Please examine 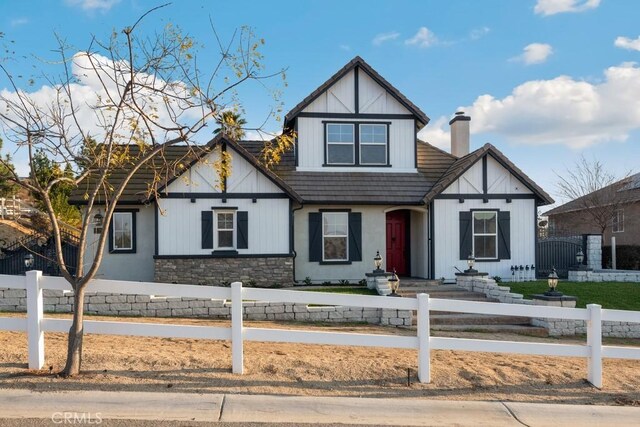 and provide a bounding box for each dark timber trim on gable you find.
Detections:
[284,56,429,129]
[354,66,359,114]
